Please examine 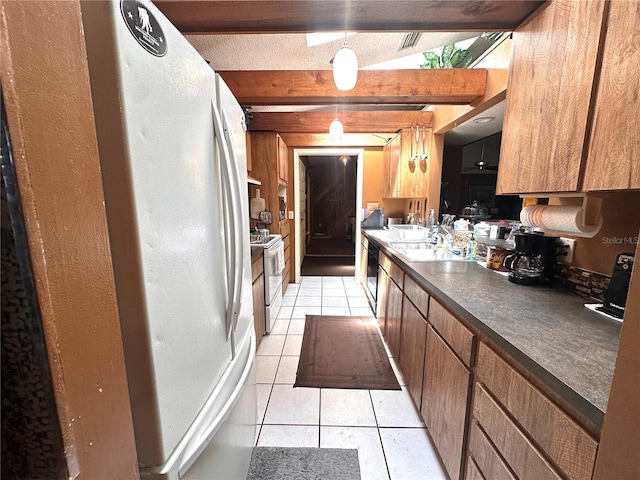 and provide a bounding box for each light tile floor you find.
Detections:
[255,275,447,480]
